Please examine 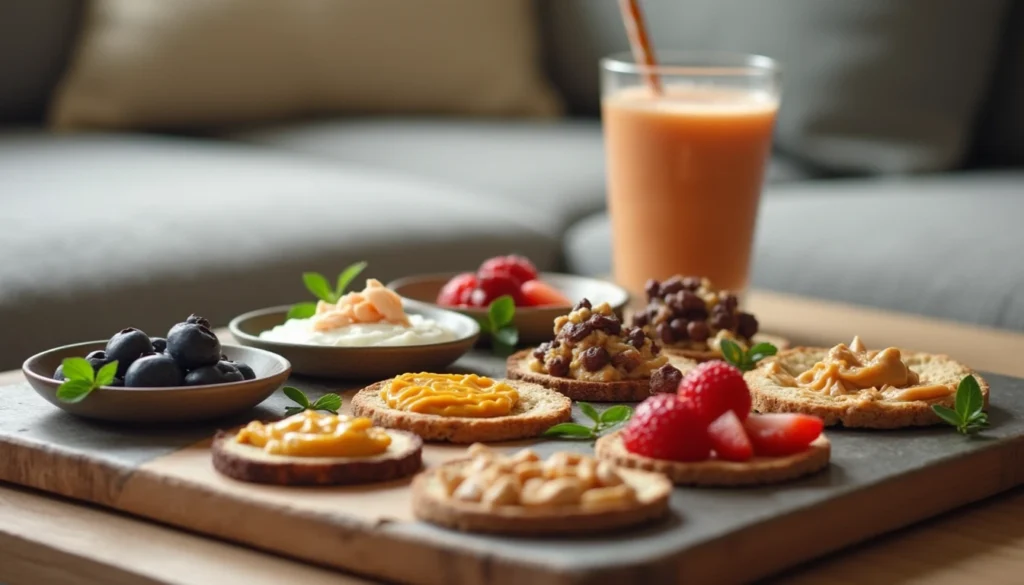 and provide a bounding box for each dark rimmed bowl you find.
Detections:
[22,342,291,423]
[229,302,479,379]
[387,272,631,345]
